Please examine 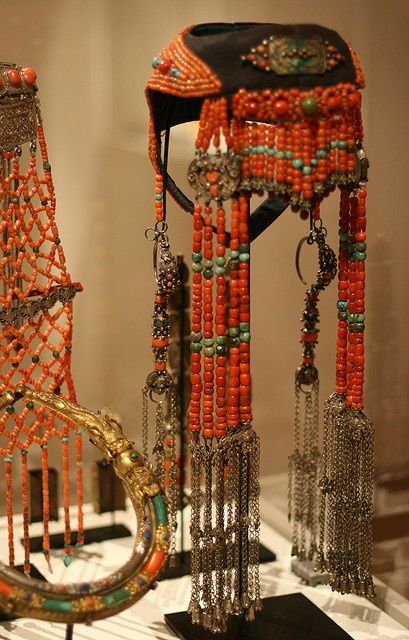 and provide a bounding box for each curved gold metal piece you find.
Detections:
[0,386,169,624]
